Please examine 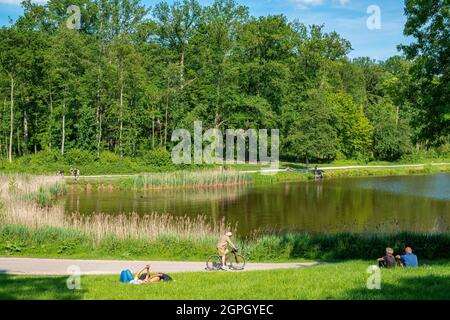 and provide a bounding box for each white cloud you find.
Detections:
[291,0,324,9]
[0,0,48,5]
[334,0,350,6]
[292,0,350,9]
